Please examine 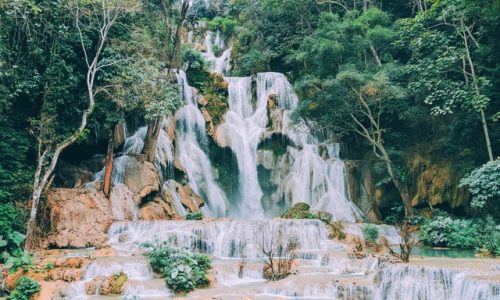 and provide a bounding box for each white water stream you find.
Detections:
[63,24,500,300]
